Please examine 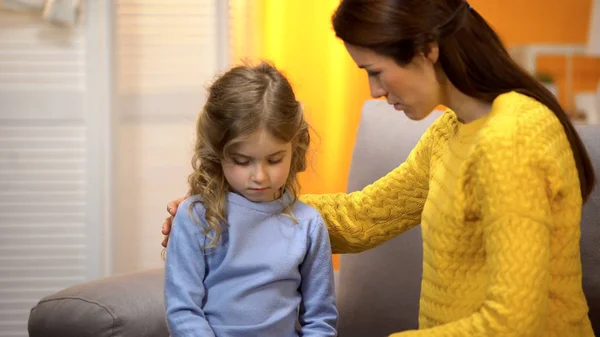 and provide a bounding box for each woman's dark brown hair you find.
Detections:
[332,0,596,202]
